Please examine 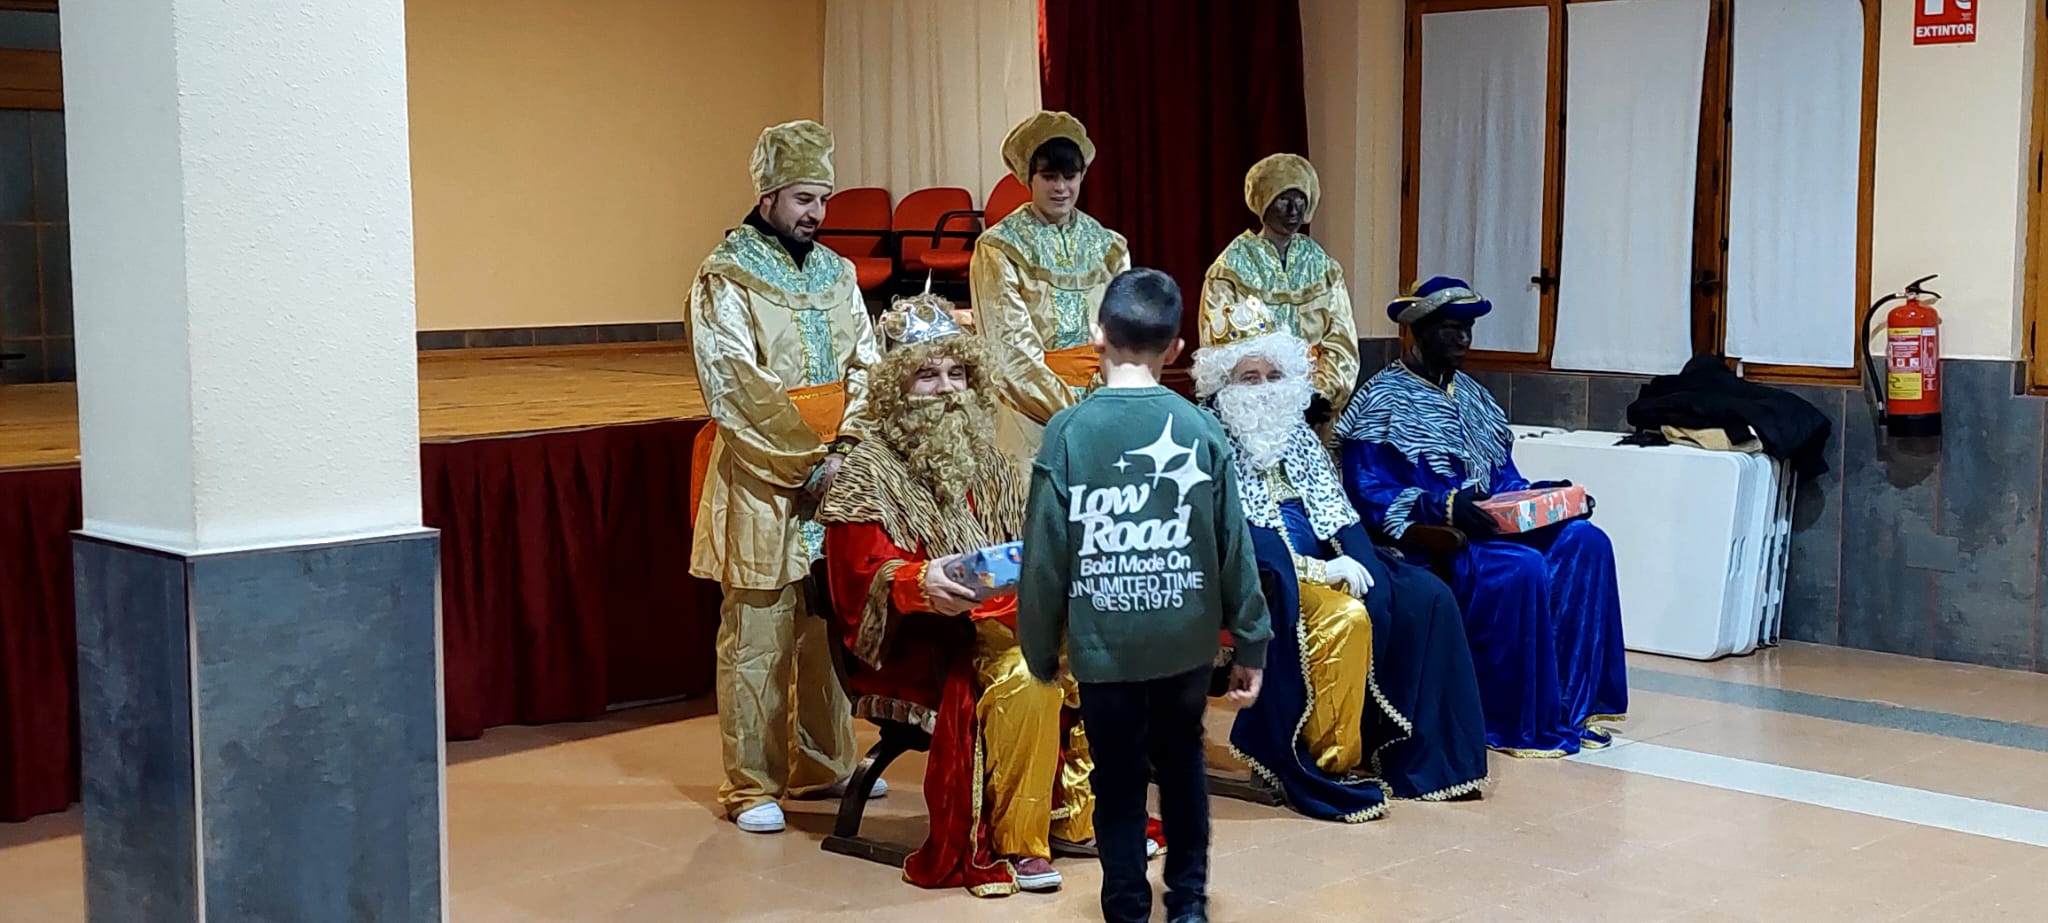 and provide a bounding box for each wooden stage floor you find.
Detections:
[0,346,709,472]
